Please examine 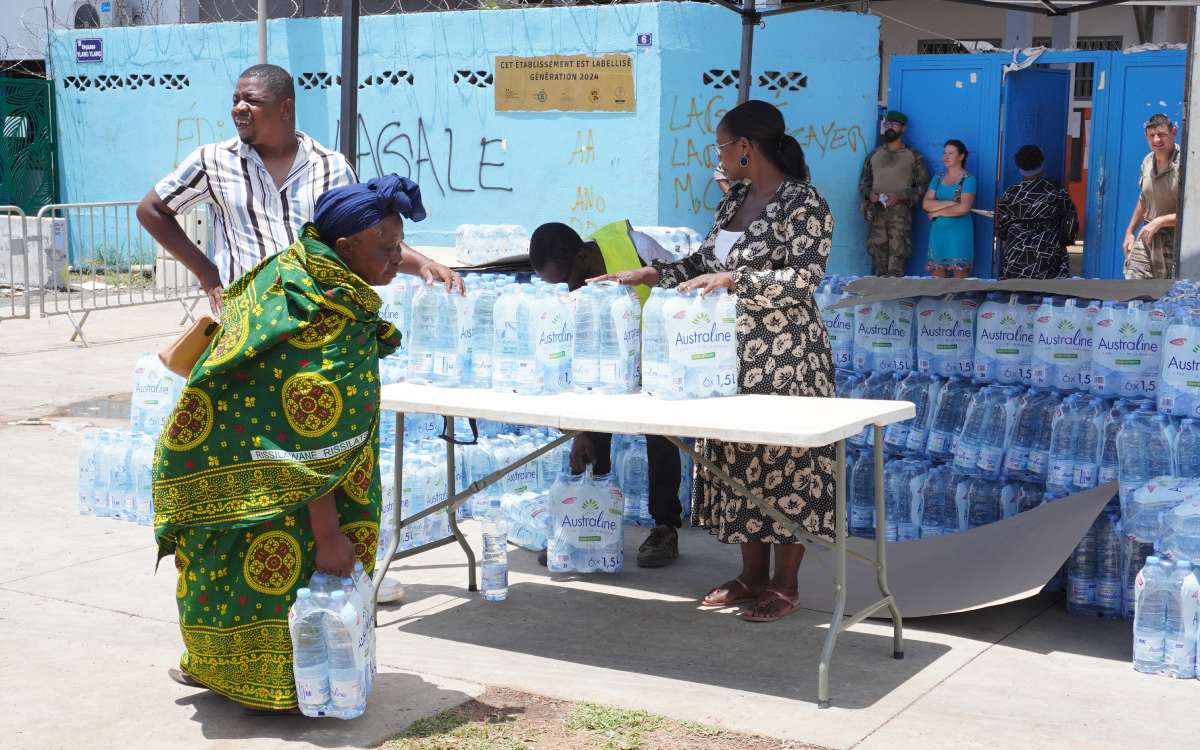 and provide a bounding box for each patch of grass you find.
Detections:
[381,688,829,750]
[564,701,663,750]
[390,707,529,750]
[679,720,728,737]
